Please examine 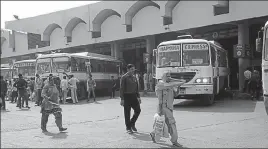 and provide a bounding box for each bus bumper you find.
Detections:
[175,85,213,99]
